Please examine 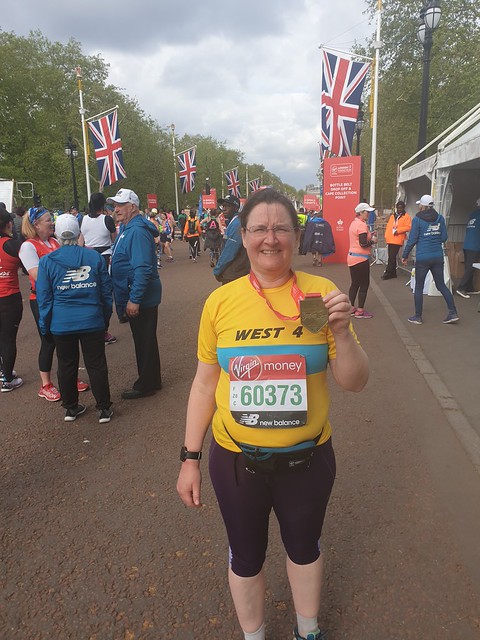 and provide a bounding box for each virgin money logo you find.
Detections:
[230,356,262,381]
